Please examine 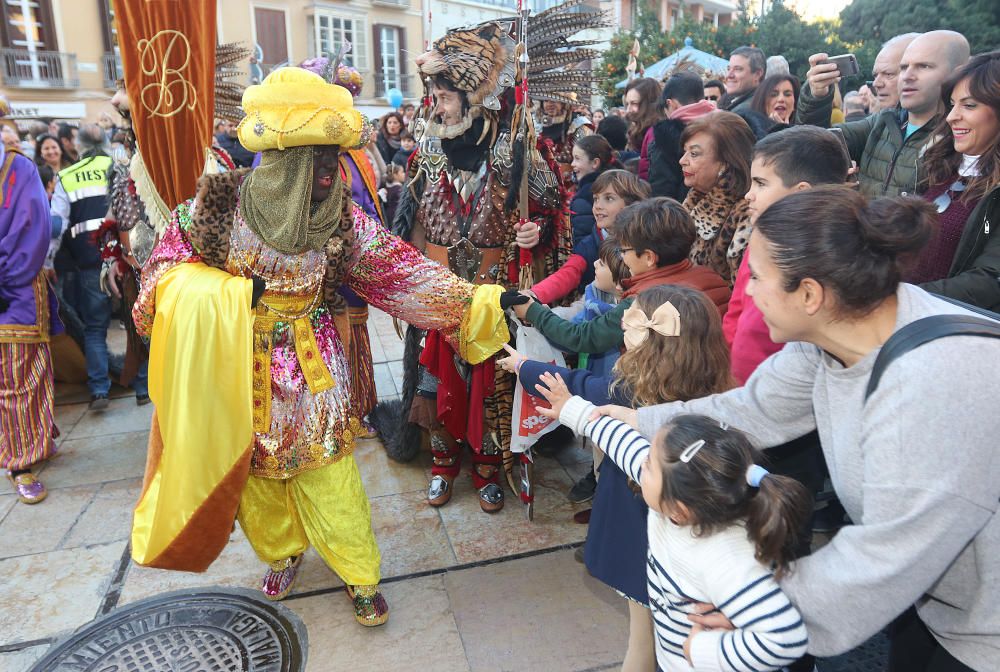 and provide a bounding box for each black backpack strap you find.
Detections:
[866,315,1000,401]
